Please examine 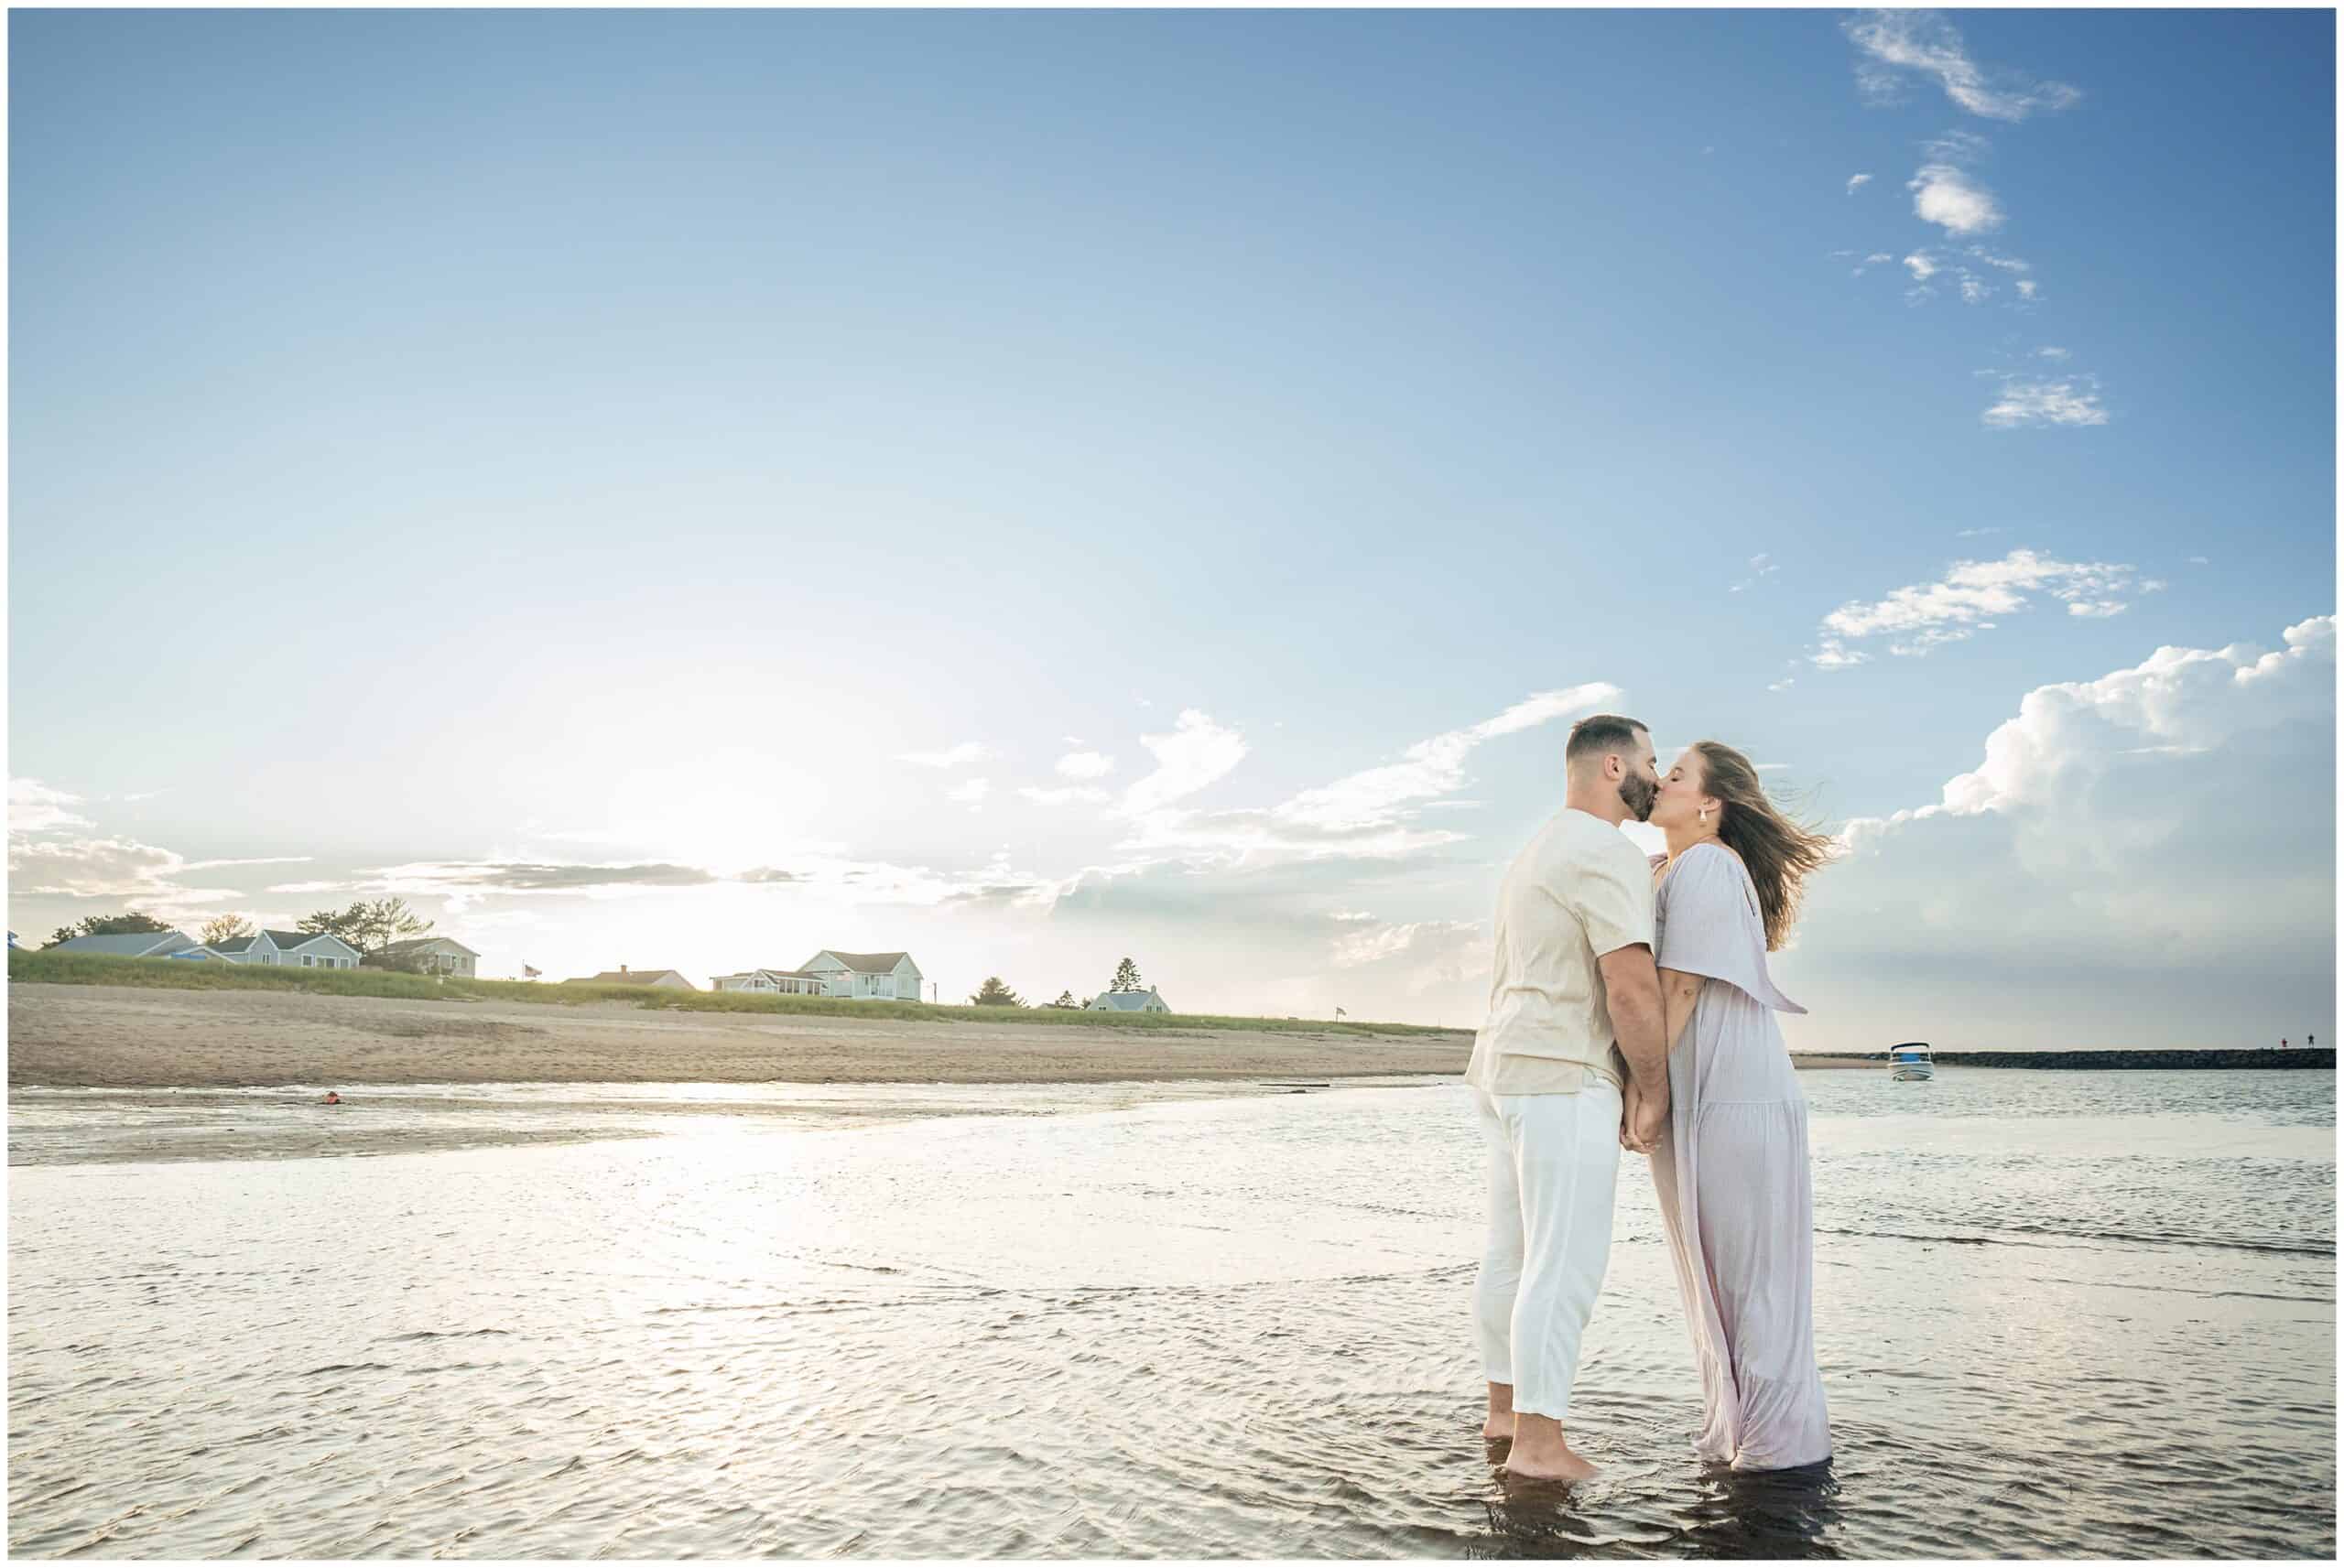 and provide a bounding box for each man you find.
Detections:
[1470,713,1670,1482]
